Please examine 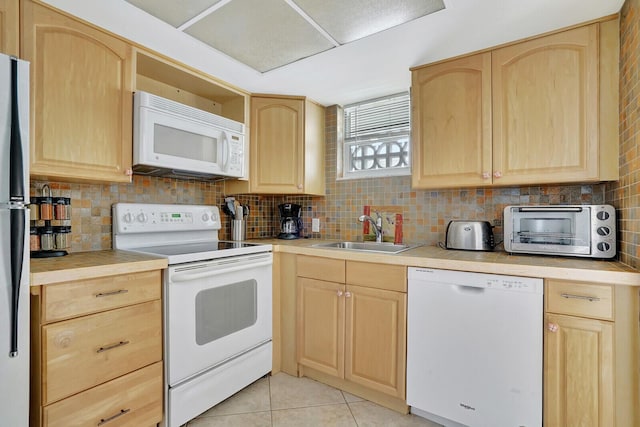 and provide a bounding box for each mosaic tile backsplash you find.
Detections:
[32,105,605,254]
